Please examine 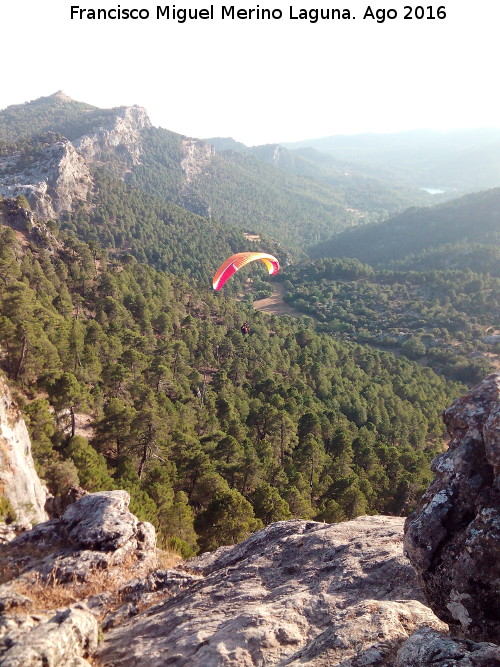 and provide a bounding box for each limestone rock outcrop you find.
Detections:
[61,490,154,552]
[404,373,500,642]
[180,138,215,184]
[74,106,151,170]
[2,490,156,584]
[97,516,446,666]
[0,104,150,220]
[0,377,48,524]
[0,139,92,219]
[0,491,157,665]
[0,606,98,667]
